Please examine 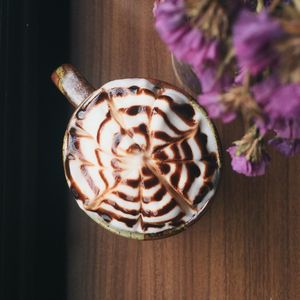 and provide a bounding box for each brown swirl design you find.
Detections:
[63,79,221,238]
